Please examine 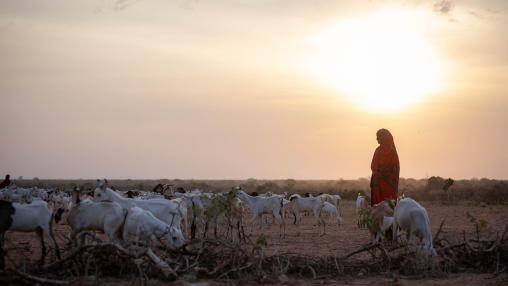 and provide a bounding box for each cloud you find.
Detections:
[113,0,139,11]
[433,0,454,14]
[94,0,198,13]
